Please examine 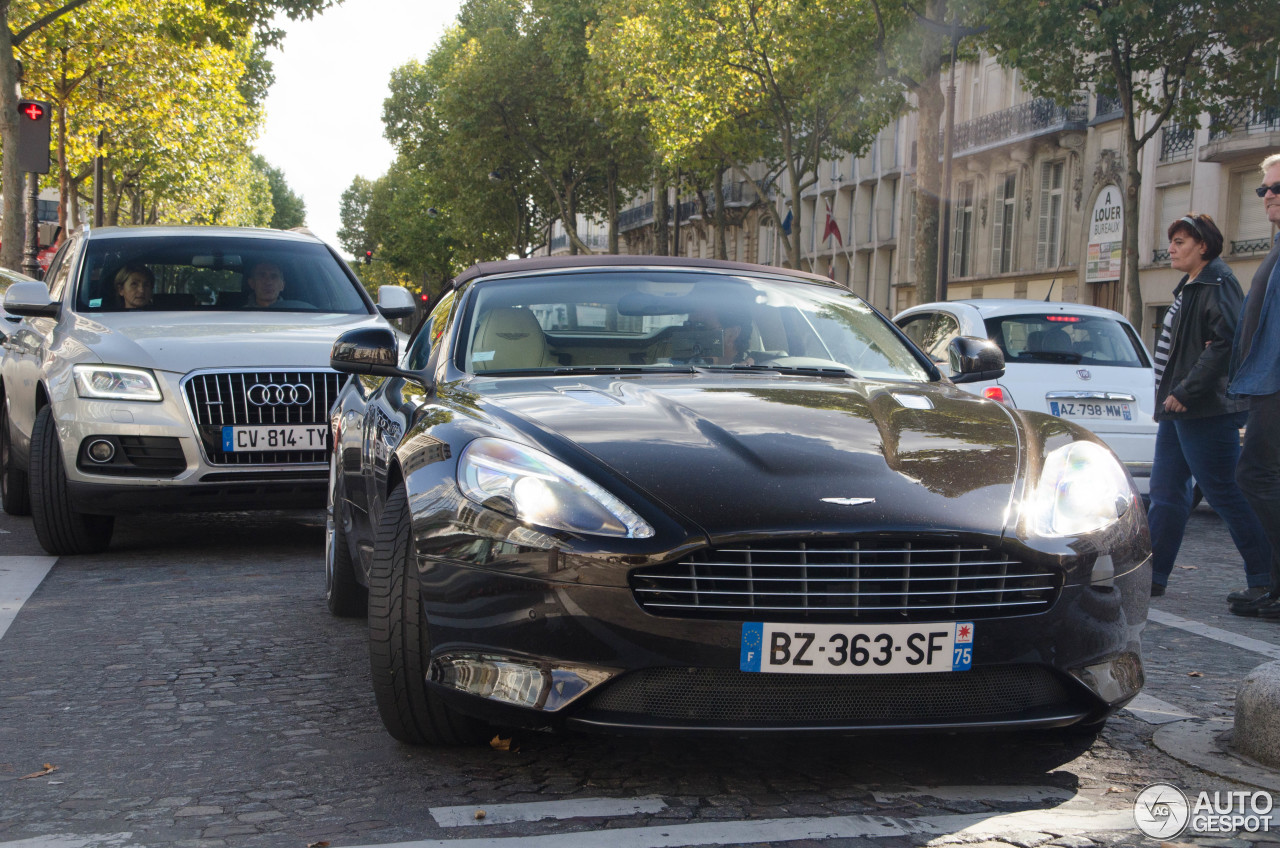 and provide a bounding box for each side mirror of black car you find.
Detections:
[948,336,1005,384]
[330,328,428,389]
